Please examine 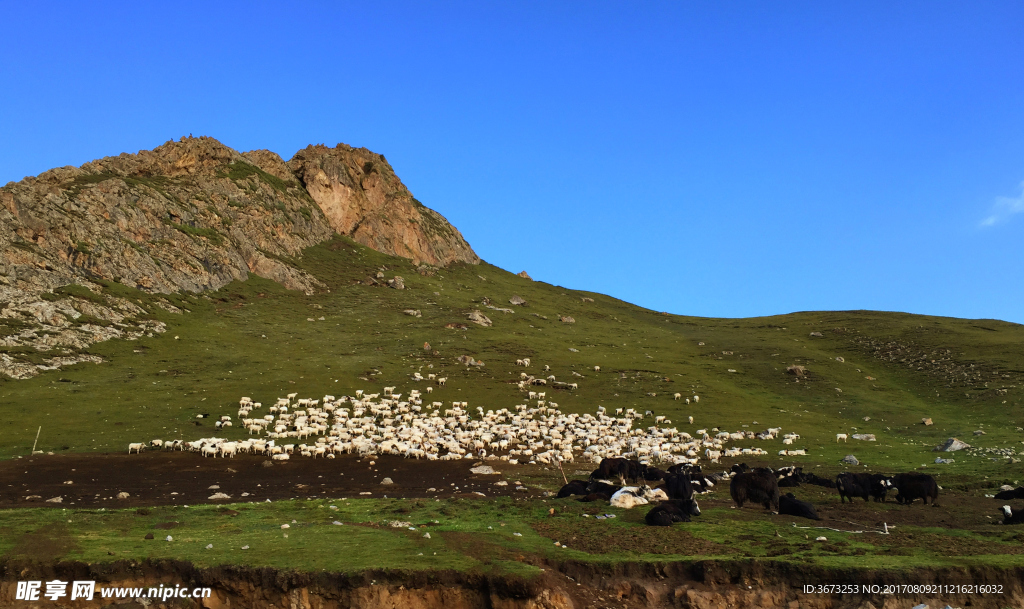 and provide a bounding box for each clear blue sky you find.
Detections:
[2,2,1022,323]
